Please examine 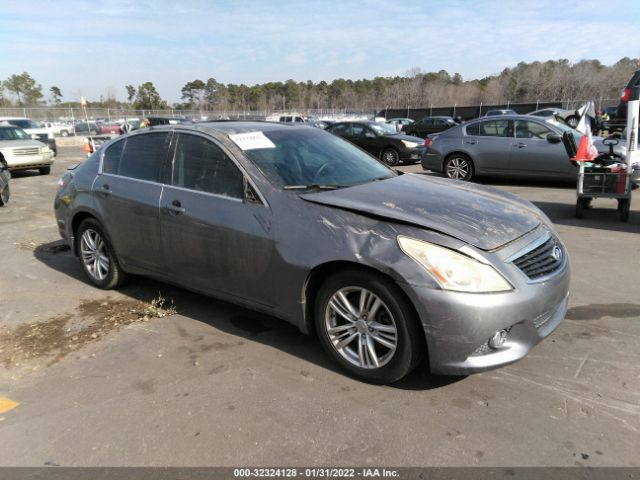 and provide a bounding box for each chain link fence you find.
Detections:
[0,99,620,124]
